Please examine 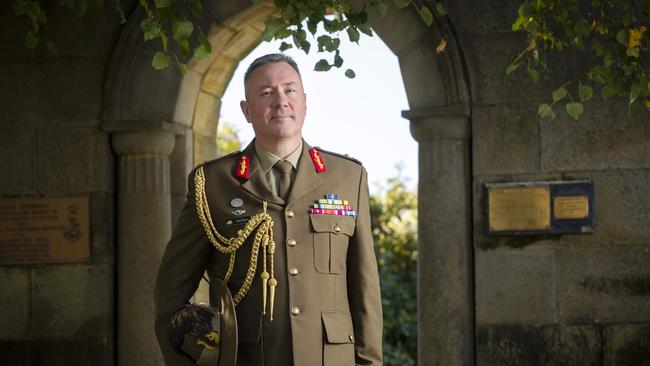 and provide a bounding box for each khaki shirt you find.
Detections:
[255,141,301,198]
